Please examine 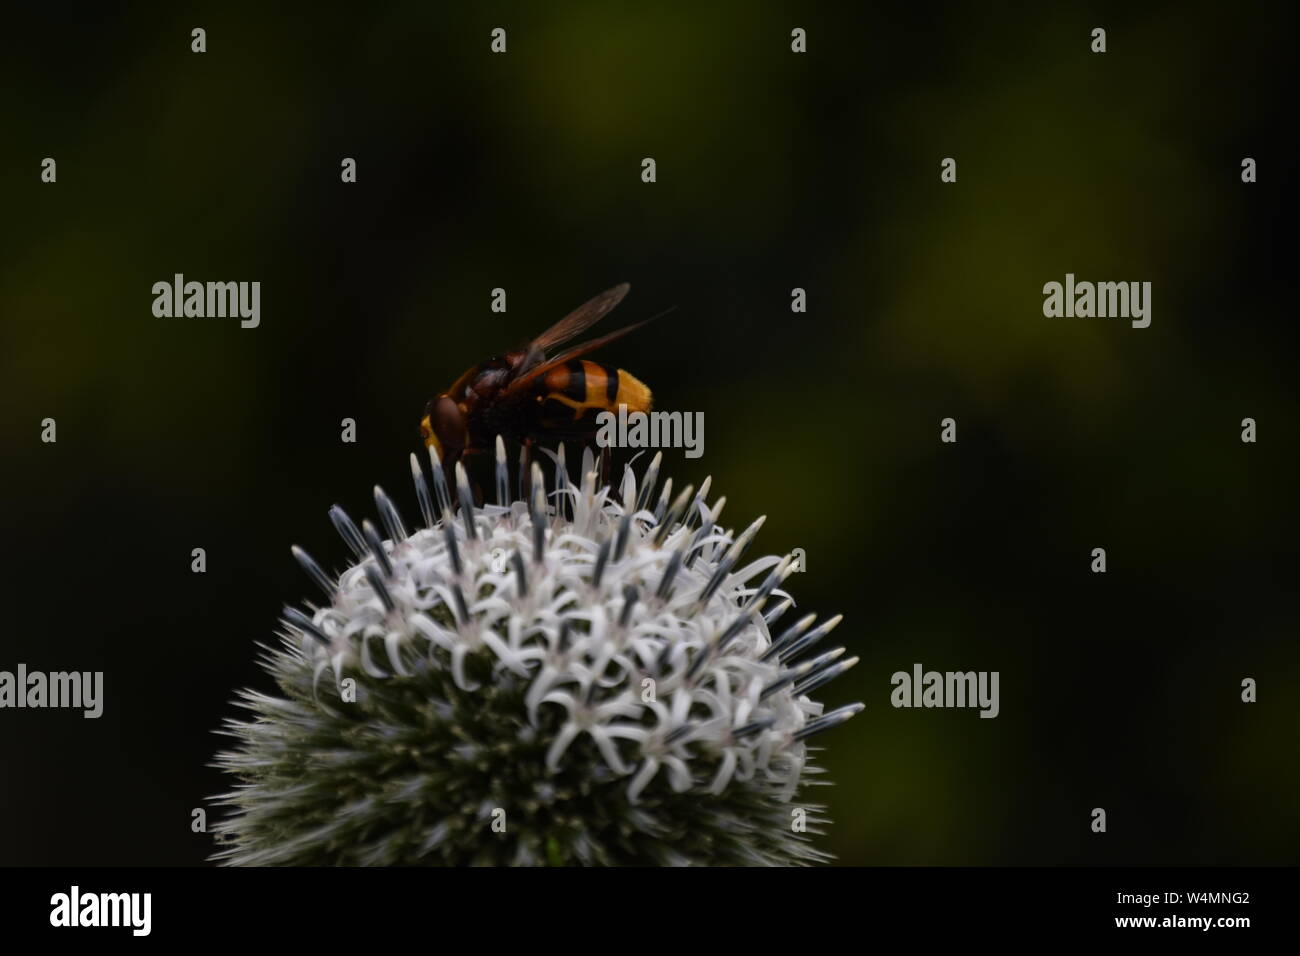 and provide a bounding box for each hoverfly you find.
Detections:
[420,282,655,479]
